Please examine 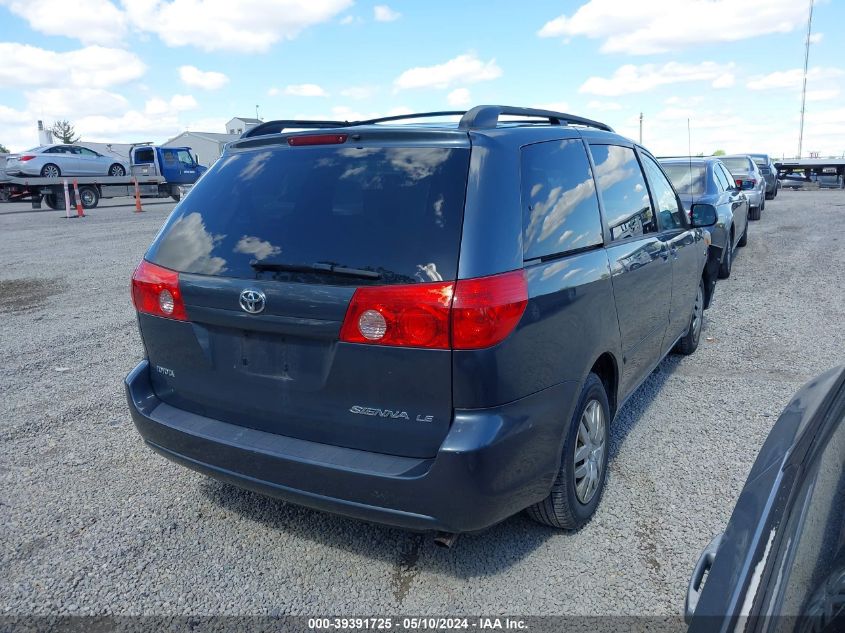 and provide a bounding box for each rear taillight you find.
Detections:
[340,281,453,349]
[288,134,348,146]
[339,270,528,350]
[735,178,743,188]
[452,270,528,349]
[131,260,188,321]
[19,155,35,161]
